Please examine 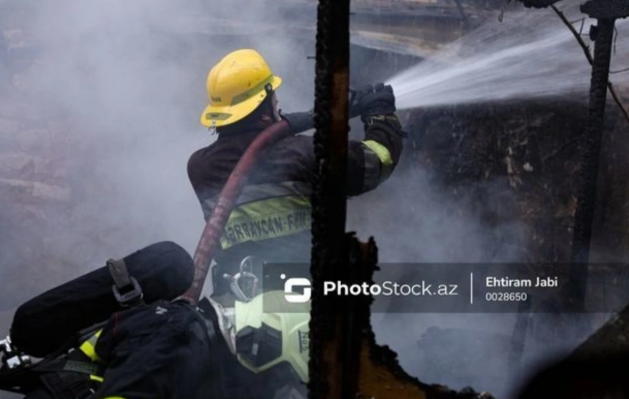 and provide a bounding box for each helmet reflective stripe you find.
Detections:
[204,112,232,121]
[230,75,274,105]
